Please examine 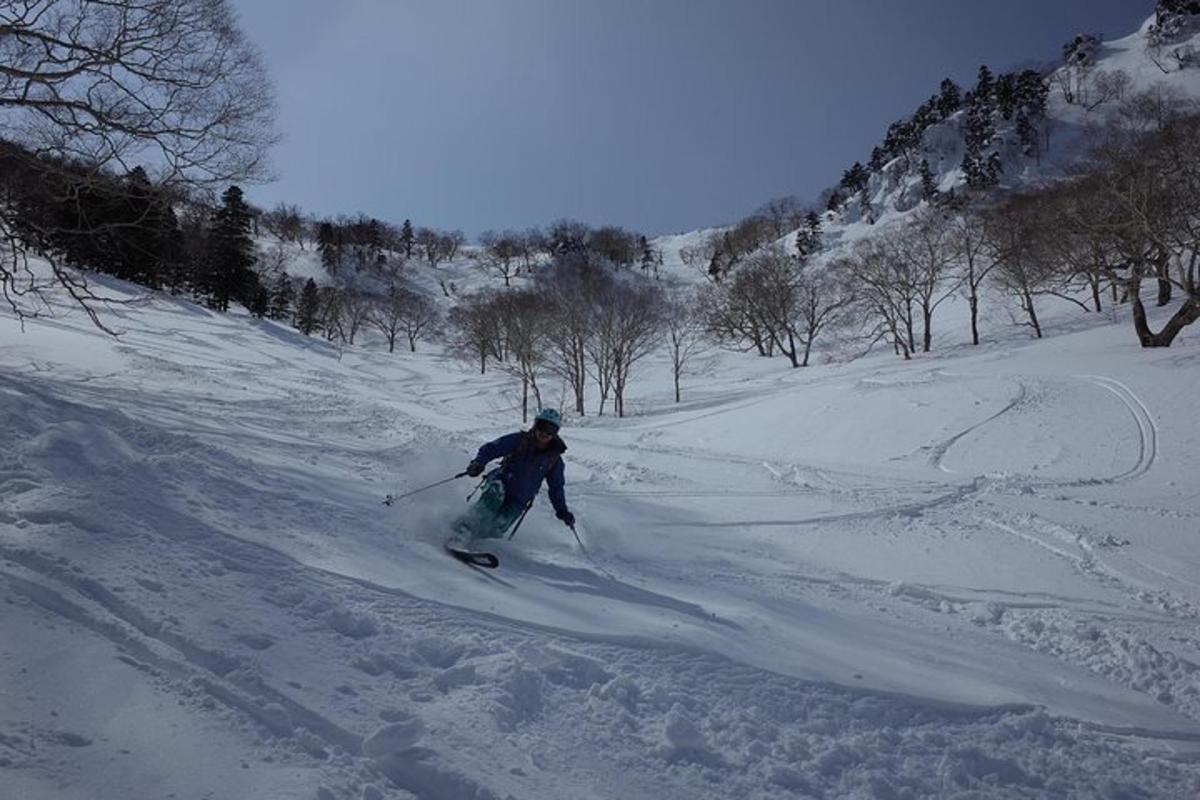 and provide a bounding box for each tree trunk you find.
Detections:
[904,300,916,354]
[1131,293,1200,347]
[784,331,799,368]
[922,307,933,352]
[674,368,681,403]
[1024,289,1042,338]
[1157,255,1172,307]
[1157,275,1172,307]
[969,292,980,346]
[530,373,543,411]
